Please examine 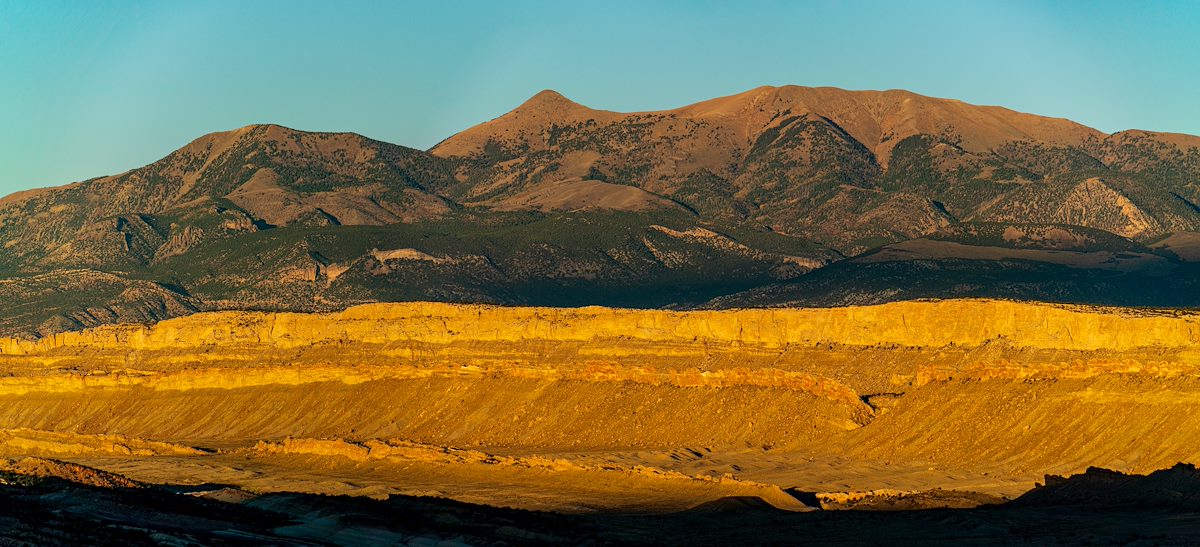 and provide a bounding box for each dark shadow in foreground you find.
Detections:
[5,463,1200,545]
